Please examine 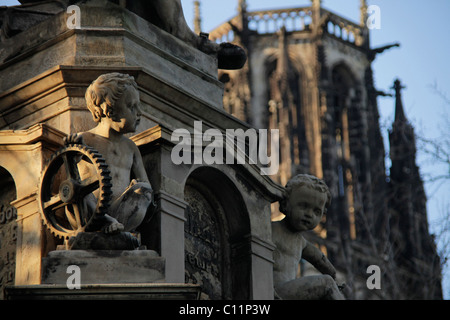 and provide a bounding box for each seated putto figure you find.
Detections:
[66,72,152,234]
[272,174,345,300]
